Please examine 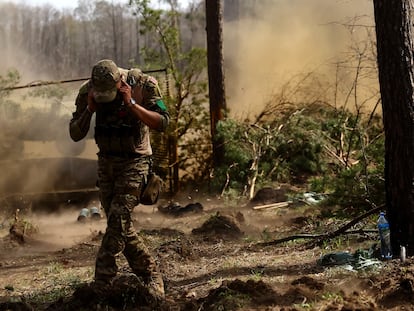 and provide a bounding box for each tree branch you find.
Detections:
[255,204,383,247]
